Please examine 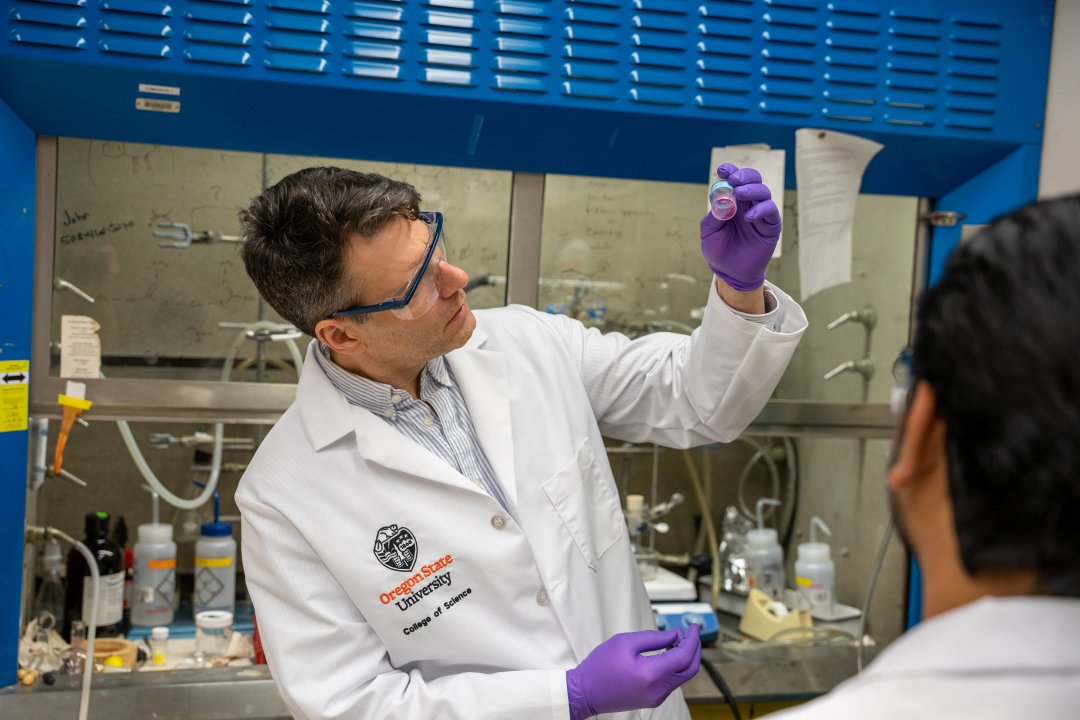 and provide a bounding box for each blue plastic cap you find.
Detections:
[200,522,232,537]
